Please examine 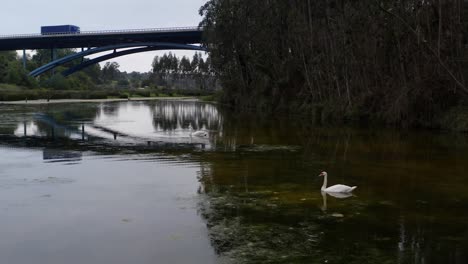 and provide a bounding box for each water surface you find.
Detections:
[0,100,467,264]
